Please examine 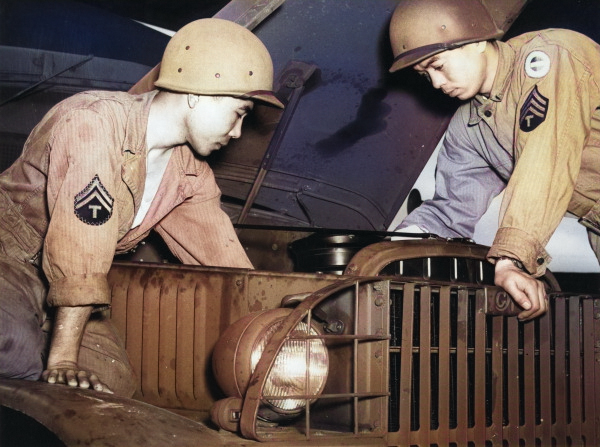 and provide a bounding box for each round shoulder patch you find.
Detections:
[525,50,551,78]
